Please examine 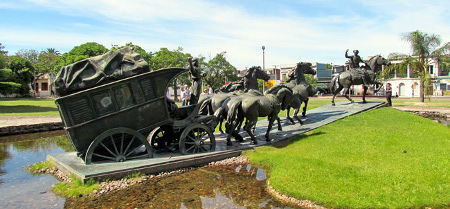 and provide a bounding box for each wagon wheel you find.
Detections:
[85,127,153,164]
[179,124,215,155]
[148,127,176,152]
